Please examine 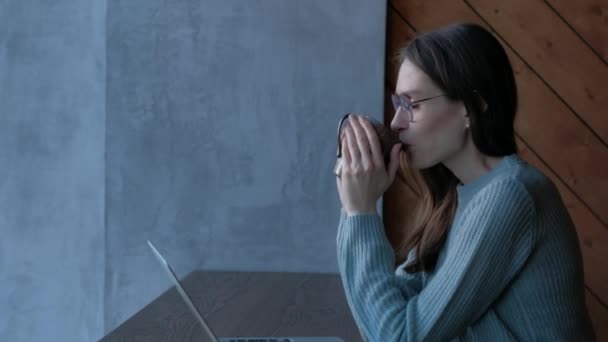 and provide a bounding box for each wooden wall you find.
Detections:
[382,0,608,339]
